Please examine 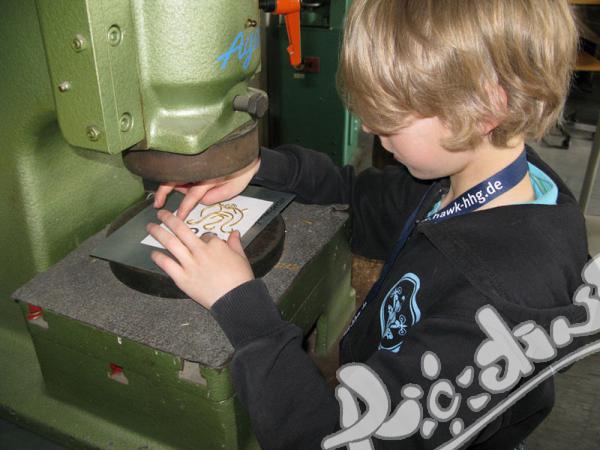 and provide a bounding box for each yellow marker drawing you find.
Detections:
[186,202,247,234]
